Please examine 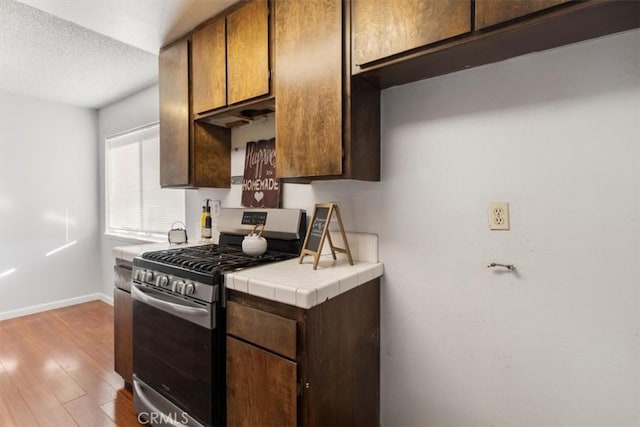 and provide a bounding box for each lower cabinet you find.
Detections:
[114,287,133,387]
[227,337,297,427]
[226,278,380,426]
